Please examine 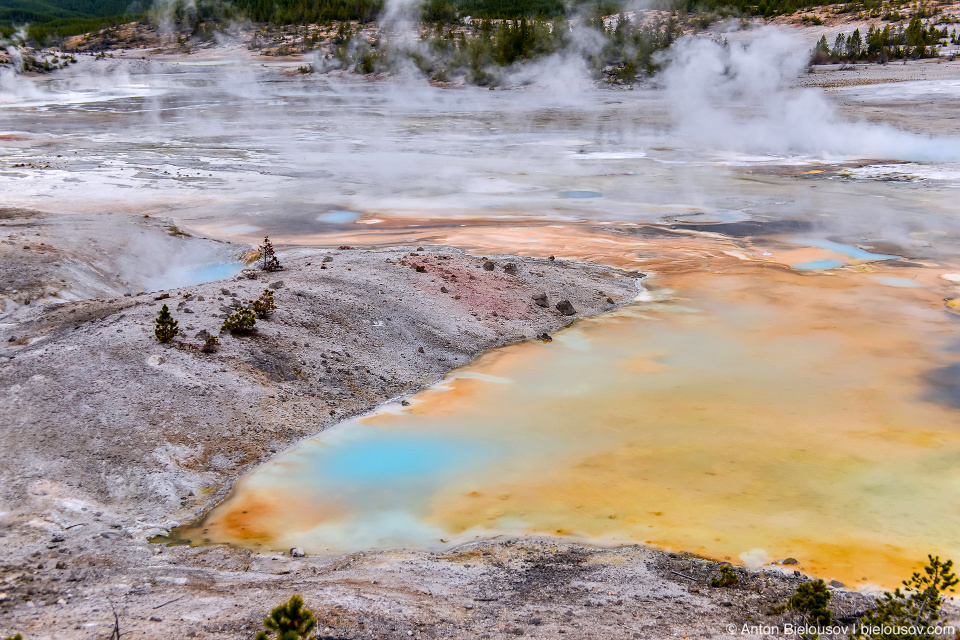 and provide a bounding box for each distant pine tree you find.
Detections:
[259,236,282,272]
[154,304,179,343]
